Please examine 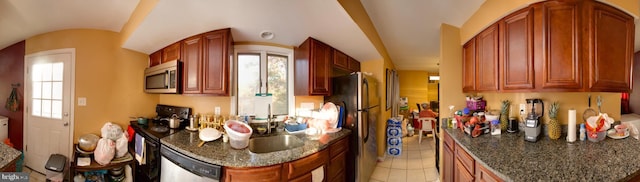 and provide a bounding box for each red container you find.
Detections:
[466,100,486,111]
